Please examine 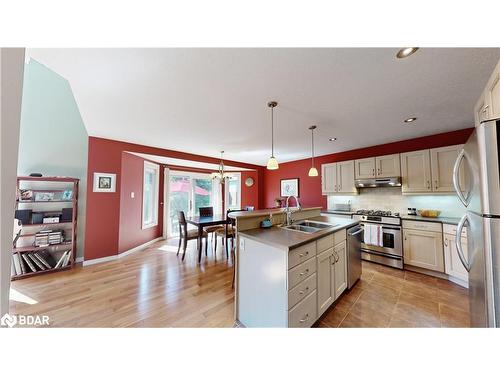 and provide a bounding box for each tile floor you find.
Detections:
[317,261,470,328]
